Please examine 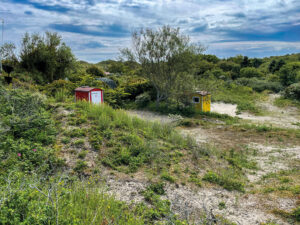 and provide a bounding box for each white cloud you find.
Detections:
[1,0,300,62]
